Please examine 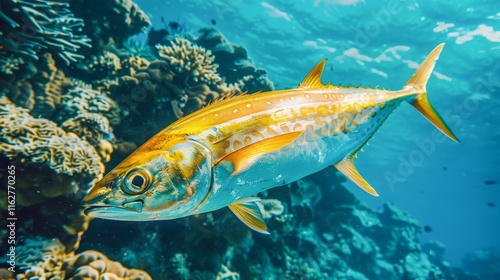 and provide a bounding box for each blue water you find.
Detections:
[136,0,500,265]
